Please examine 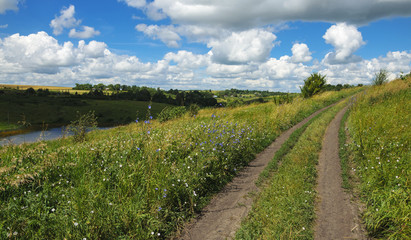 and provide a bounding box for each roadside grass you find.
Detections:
[0,88,362,239]
[347,78,410,239]
[235,98,350,240]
